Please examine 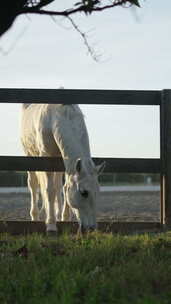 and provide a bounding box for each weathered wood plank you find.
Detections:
[0,156,160,173]
[0,221,162,235]
[162,90,171,227]
[160,92,165,224]
[0,88,161,105]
